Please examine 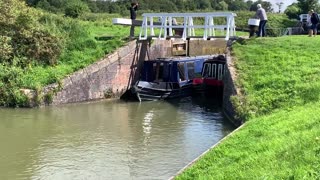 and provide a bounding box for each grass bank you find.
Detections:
[176,36,320,179]
[0,1,130,107]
